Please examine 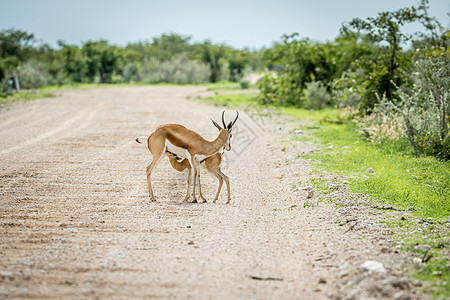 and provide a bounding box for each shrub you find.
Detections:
[359,50,450,159]
[256,71,304,106]
[356,103,406,144]
[134,54,210,84]
[19,59,52,89]
[393,50,449,159]
[239,79,250,89]
[304,81,331,110]
[122,62,139,83]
